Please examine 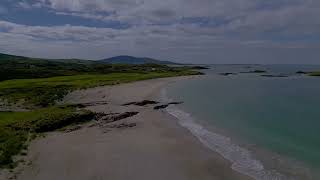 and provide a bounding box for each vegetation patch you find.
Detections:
[308,72,320,76]
[0,55,202,169]
[0,105,96,168]
[0,70,199,107]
